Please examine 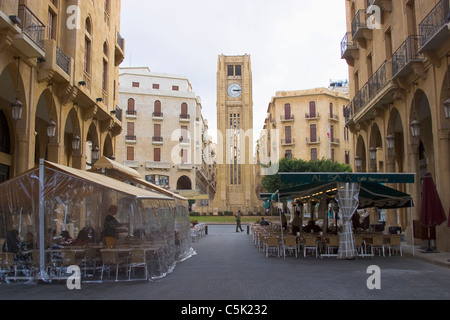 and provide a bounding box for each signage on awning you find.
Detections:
[279,172,416,185]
